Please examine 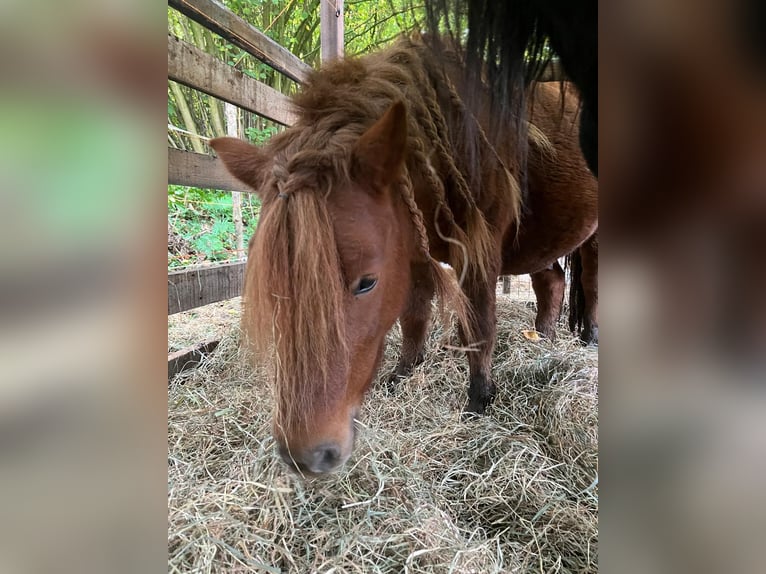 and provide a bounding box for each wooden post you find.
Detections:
[320,0,344,62]
[502,276,511,294]
[225,103,245,258]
